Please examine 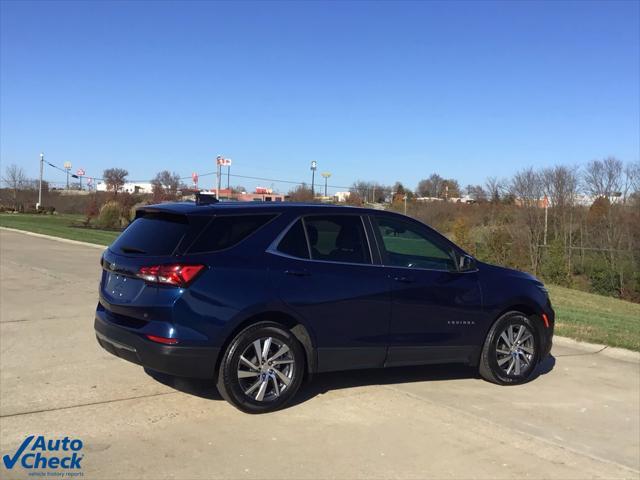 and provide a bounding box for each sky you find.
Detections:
[1,0,639,193]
